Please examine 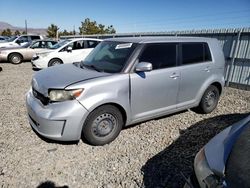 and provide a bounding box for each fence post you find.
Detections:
[226,29,242,86]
